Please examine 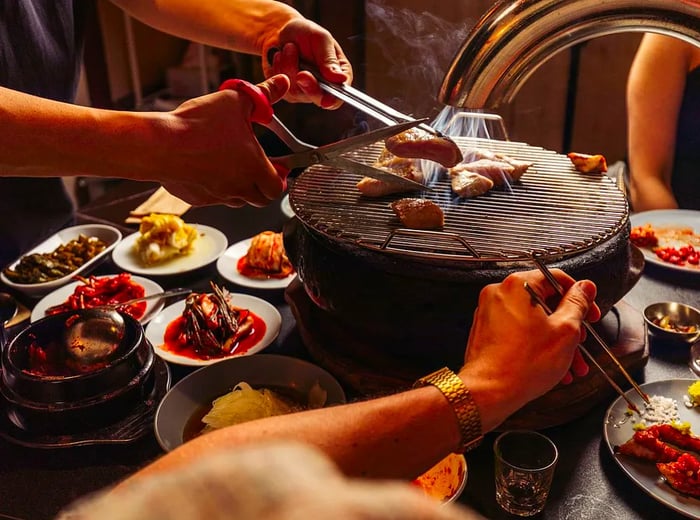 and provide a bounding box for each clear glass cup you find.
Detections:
[493,430,559,517]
